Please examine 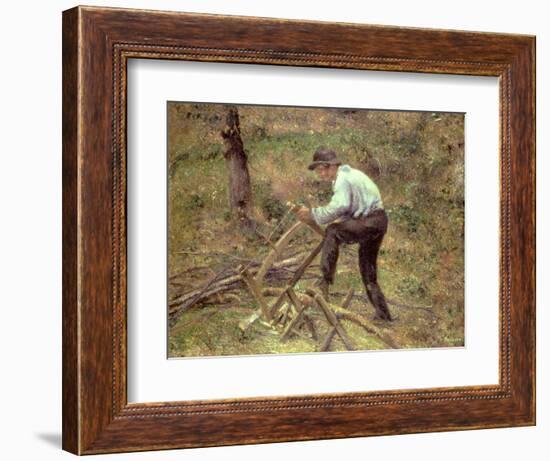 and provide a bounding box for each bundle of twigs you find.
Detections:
[168,252,318,326]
